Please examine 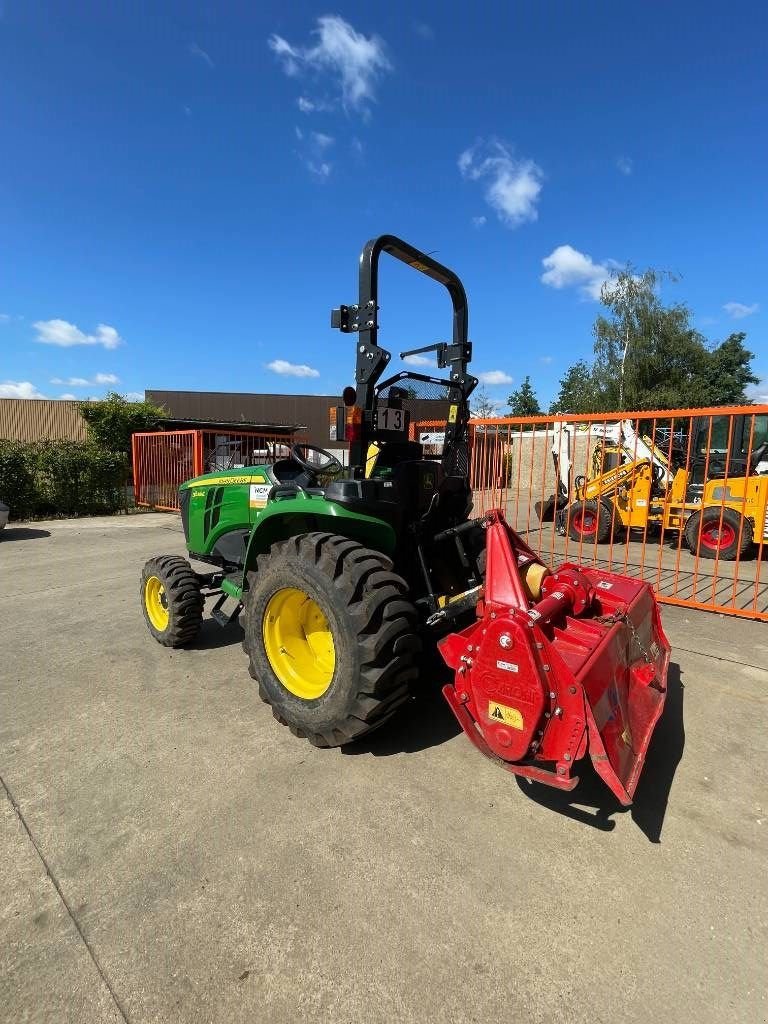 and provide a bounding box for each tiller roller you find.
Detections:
[439,510,670,805]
